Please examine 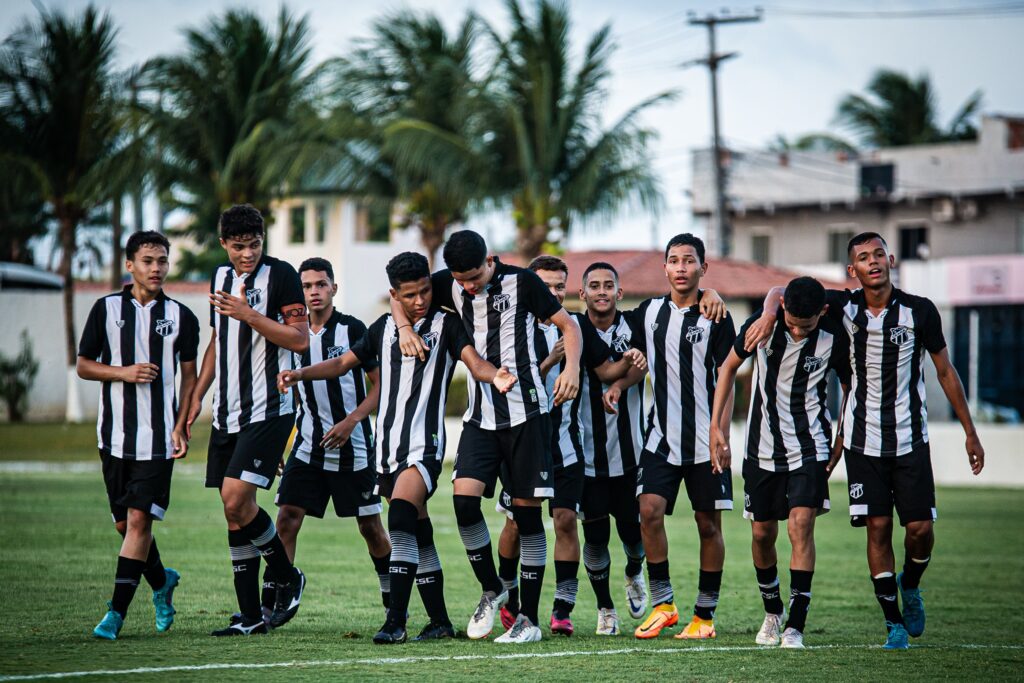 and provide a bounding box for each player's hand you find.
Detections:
[622,348,647,372]
[120,363,159,383]
[700,289,726,323]
[398,325,428,361]
[602,385,622,415]
[185,394,202,440]
[492,366,518,394]
[966,432,985,475]
[277,369,302,393]
[743,311,776,352]
[322,417,355,450]
[710,425,731,474]
[210,284,254,323]
[552,367,579,406]
[170,428,189,459]
[826,435,845,478]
